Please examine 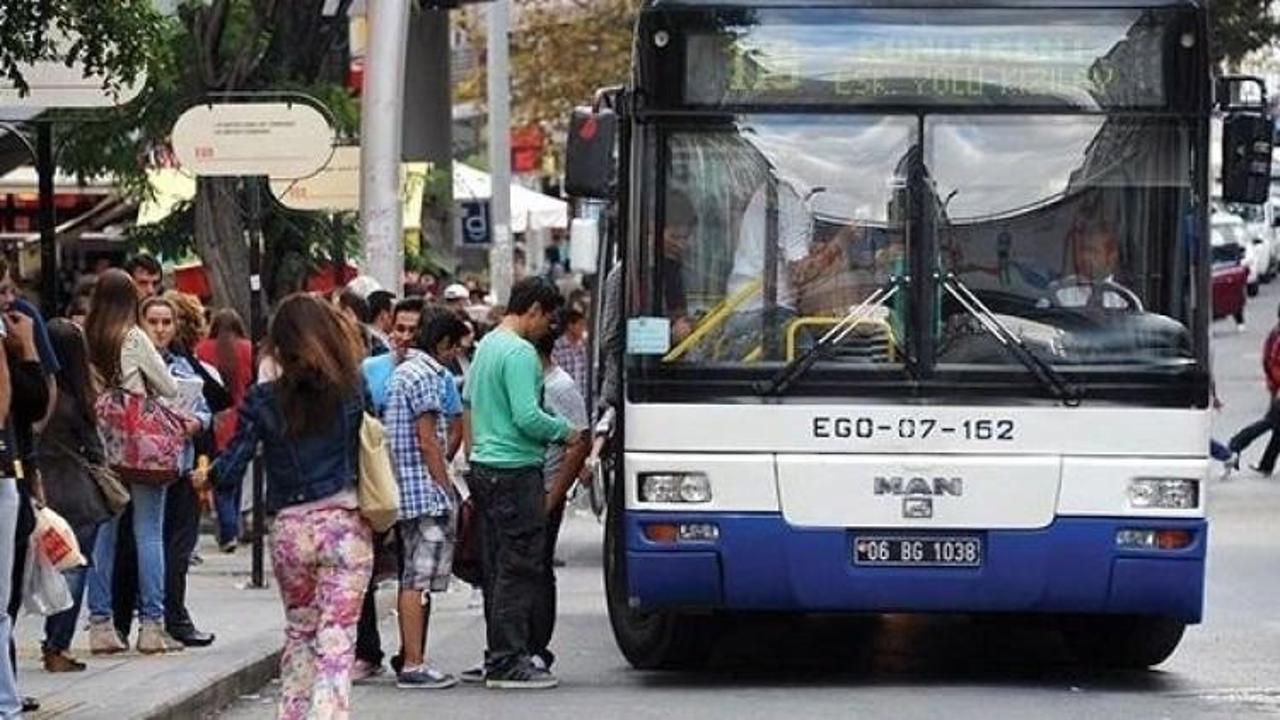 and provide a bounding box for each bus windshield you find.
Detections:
[644,115,1199,371]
